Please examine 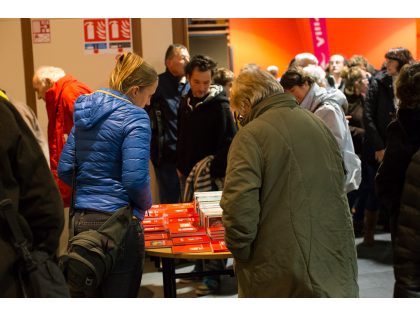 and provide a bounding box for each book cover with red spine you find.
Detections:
[172,235,211,245]
[145,239,173,248]
[169,227,207,237]
[144,225,167,233]
[167,216,199,224]
[172,243,211,254]
[144,233,169,241]
[142,217,166,226]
